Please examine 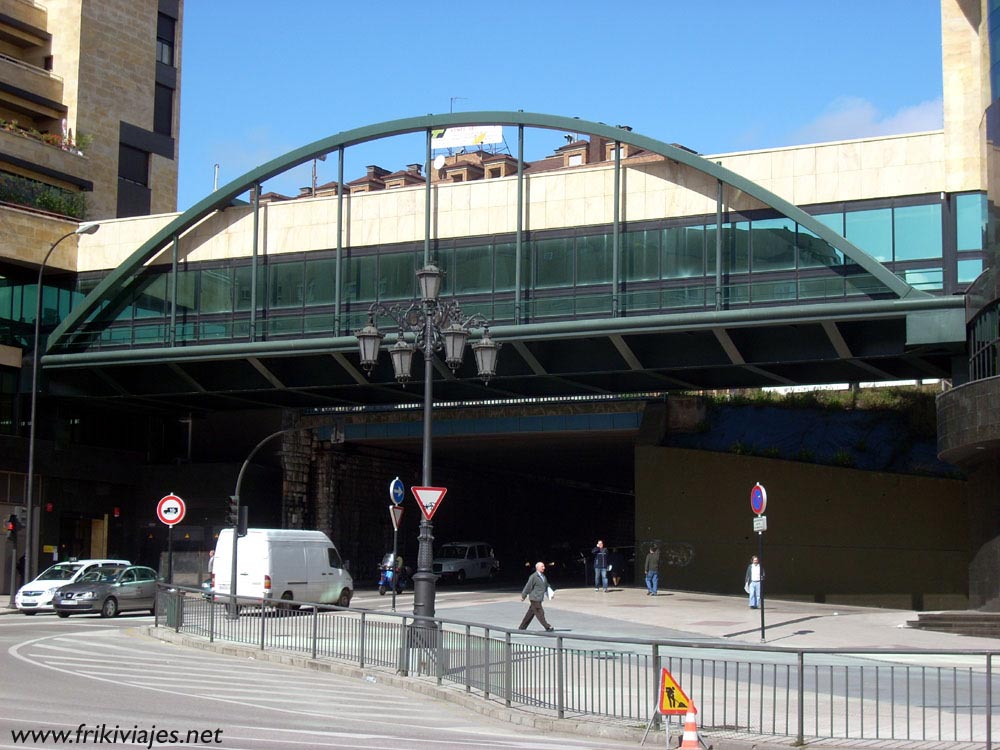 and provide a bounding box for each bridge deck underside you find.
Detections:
[43,313,962,415]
